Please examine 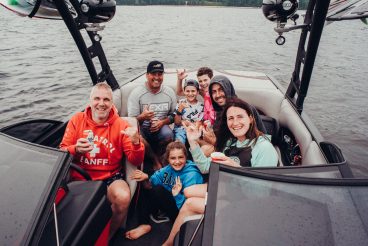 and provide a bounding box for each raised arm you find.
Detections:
[121,126,145,166]
[176,69,187,96]
[185,123,212,174]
